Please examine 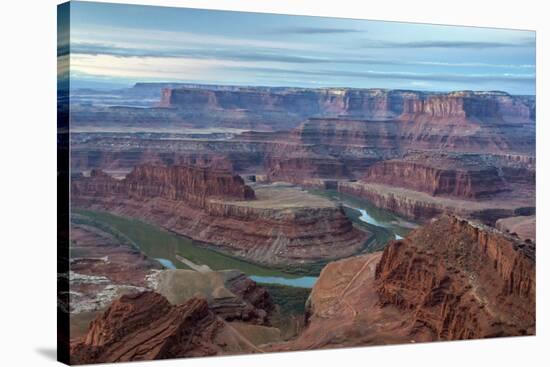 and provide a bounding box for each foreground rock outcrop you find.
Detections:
[68,215,276,338]
[270,215,535,351]
[375,215,535,340]
[72,165,369,266]
[70,292,261,364]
